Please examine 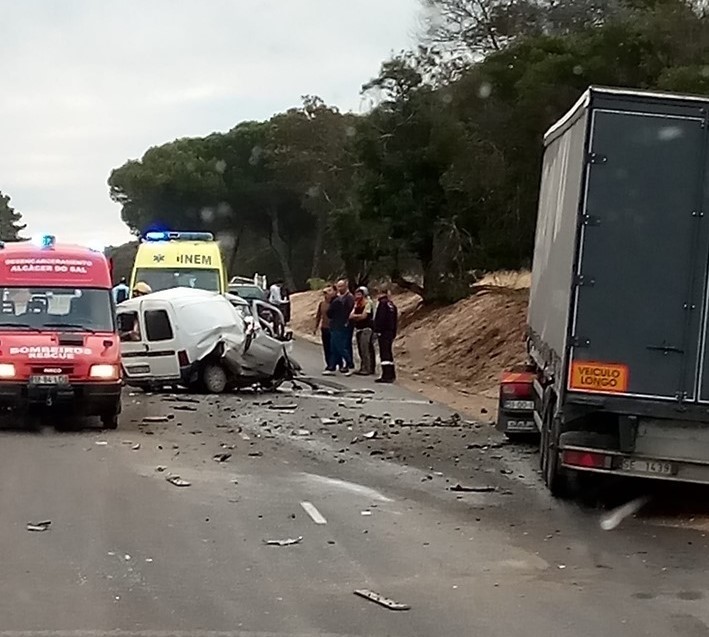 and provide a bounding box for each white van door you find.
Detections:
[140,300,181,381]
